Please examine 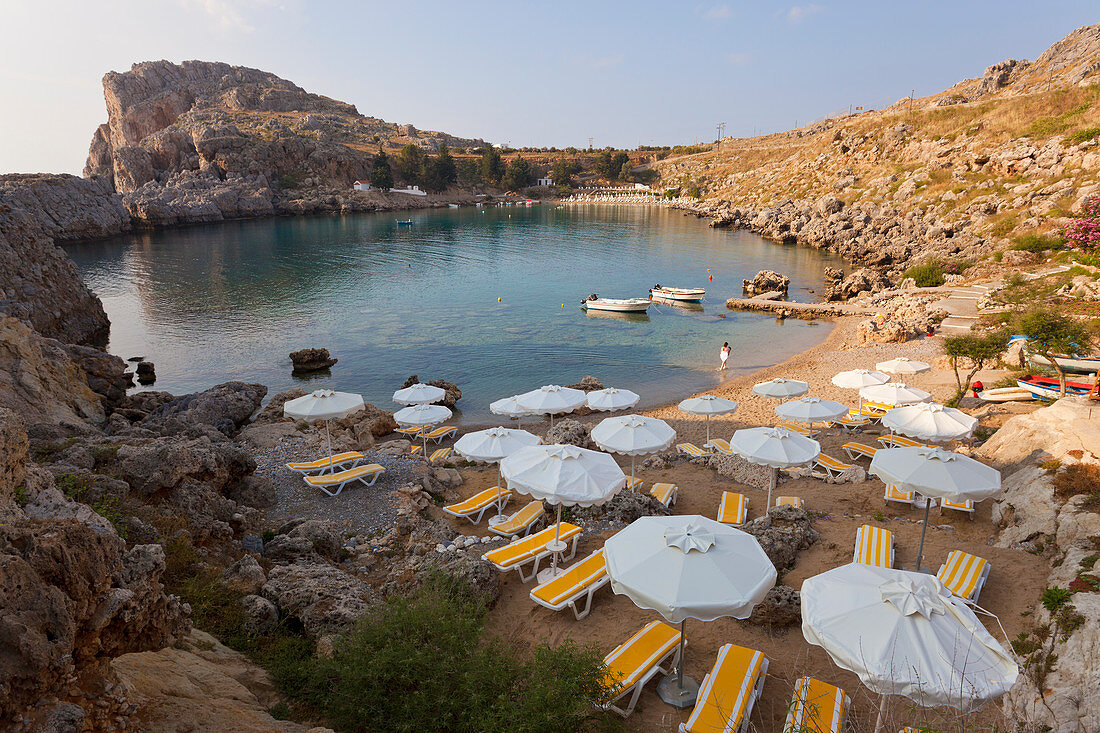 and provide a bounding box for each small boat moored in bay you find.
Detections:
[1016,374,1095,399]
[977,387,1035,403]
[580,294,652,313]
[1026,350,1100,375]
[649,284,706,302]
